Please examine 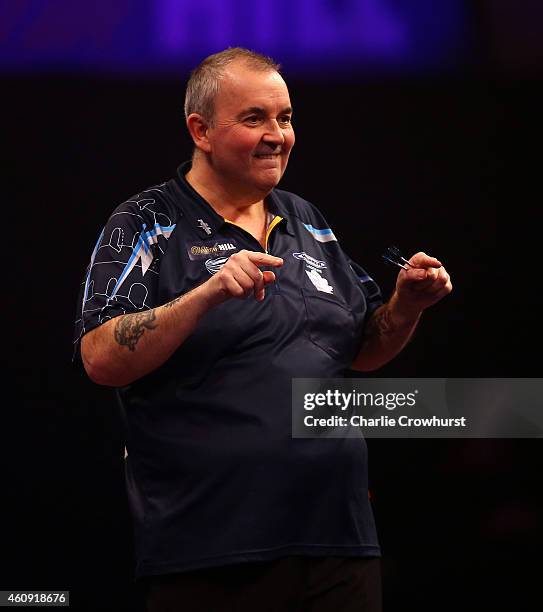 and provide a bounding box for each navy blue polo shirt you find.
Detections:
[74,161,383,578]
